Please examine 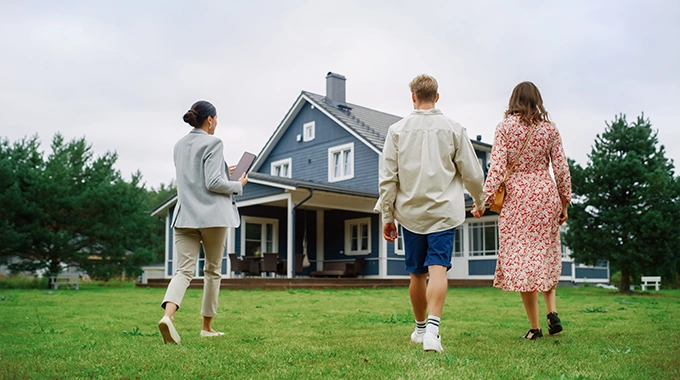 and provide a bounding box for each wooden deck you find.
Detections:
[138,278,493,290]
